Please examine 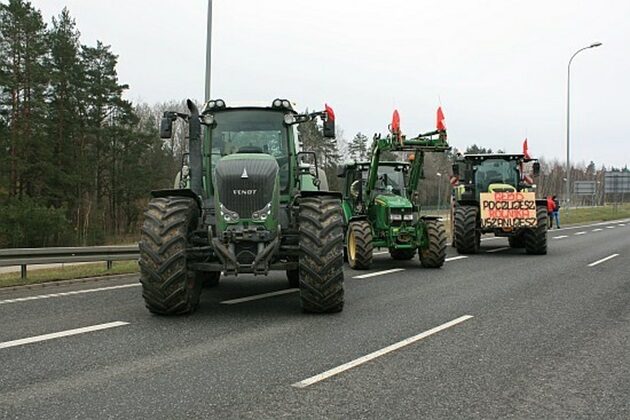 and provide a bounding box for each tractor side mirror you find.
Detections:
[323,118,335,139]
[160,116,173,139]
[451,163,460,177]
[323,104,335,138]
[532,162,541,176]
